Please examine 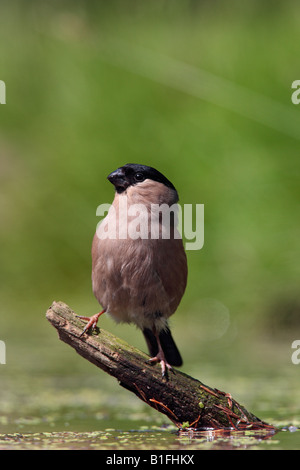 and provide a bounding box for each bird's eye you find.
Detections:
[134,172,145,182]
